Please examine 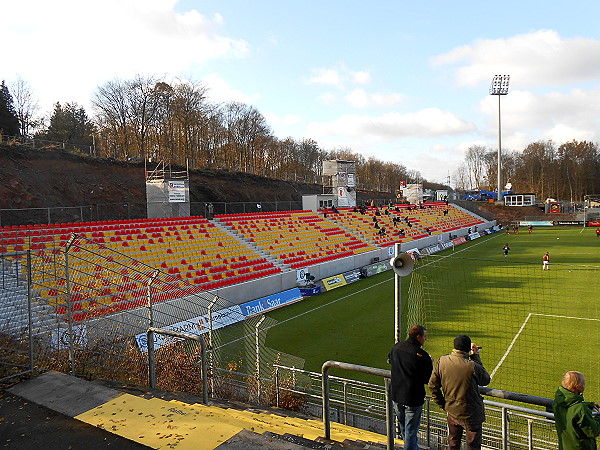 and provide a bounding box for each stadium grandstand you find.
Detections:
[5,199,565,450]
[0,202,489,323]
